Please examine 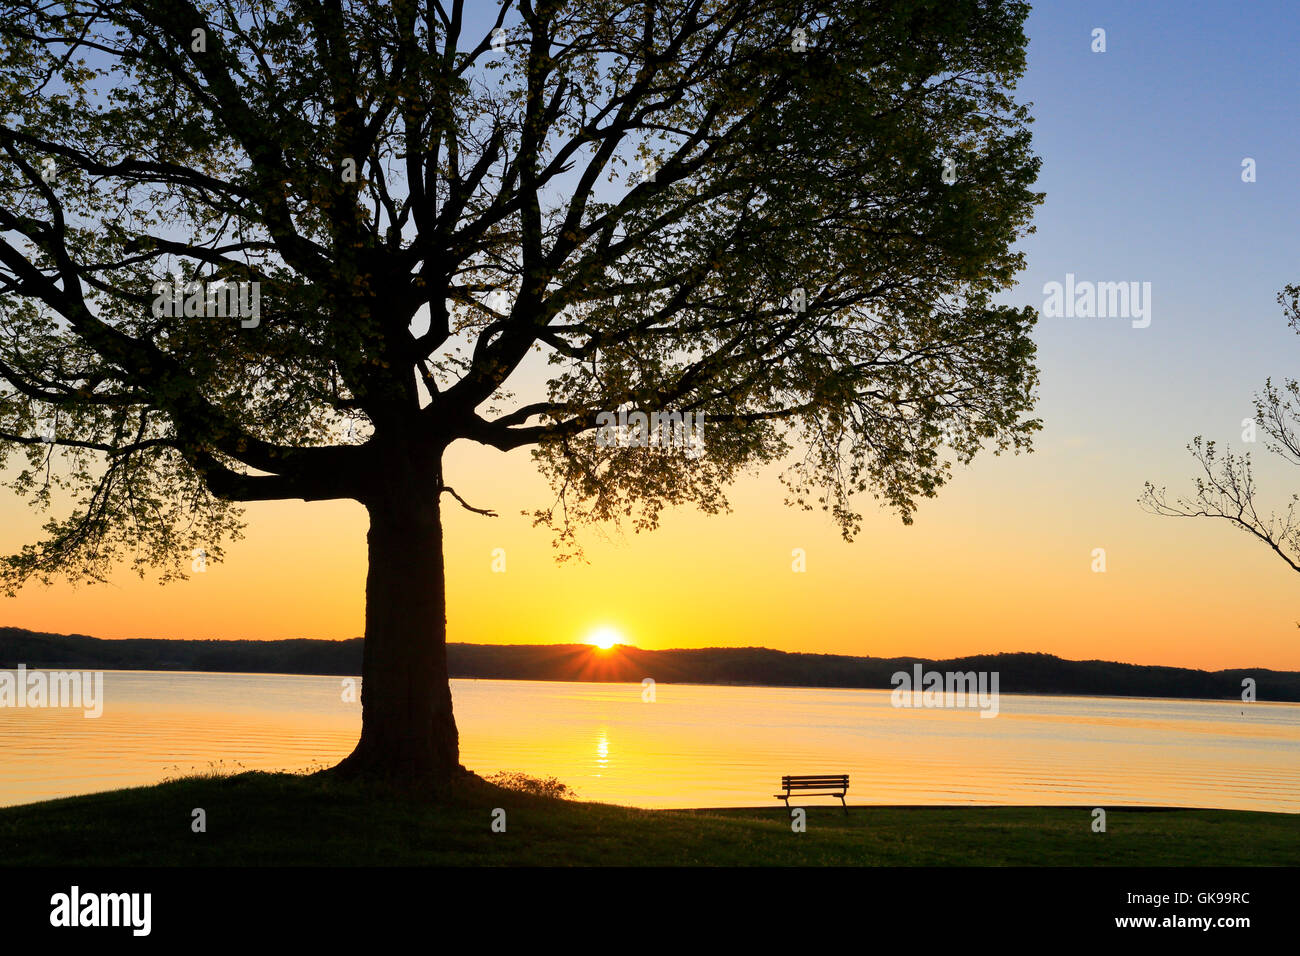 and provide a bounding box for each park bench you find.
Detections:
[775,774,849,814]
